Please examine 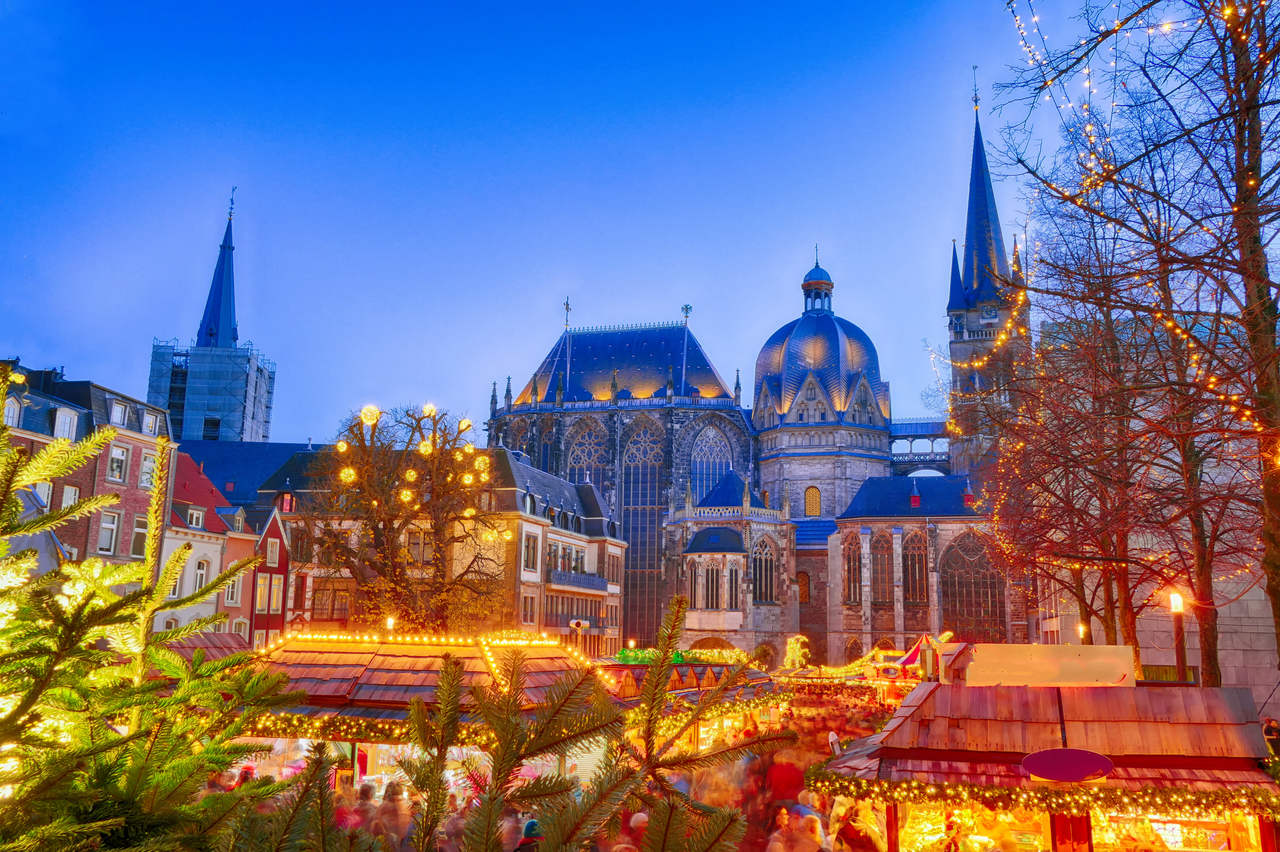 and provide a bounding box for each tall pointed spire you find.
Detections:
[946,240,967,312]
[196,200,239,348]
[962,115,1010,305]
